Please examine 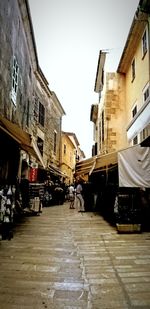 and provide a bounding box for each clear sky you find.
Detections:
[28,0,139,158]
